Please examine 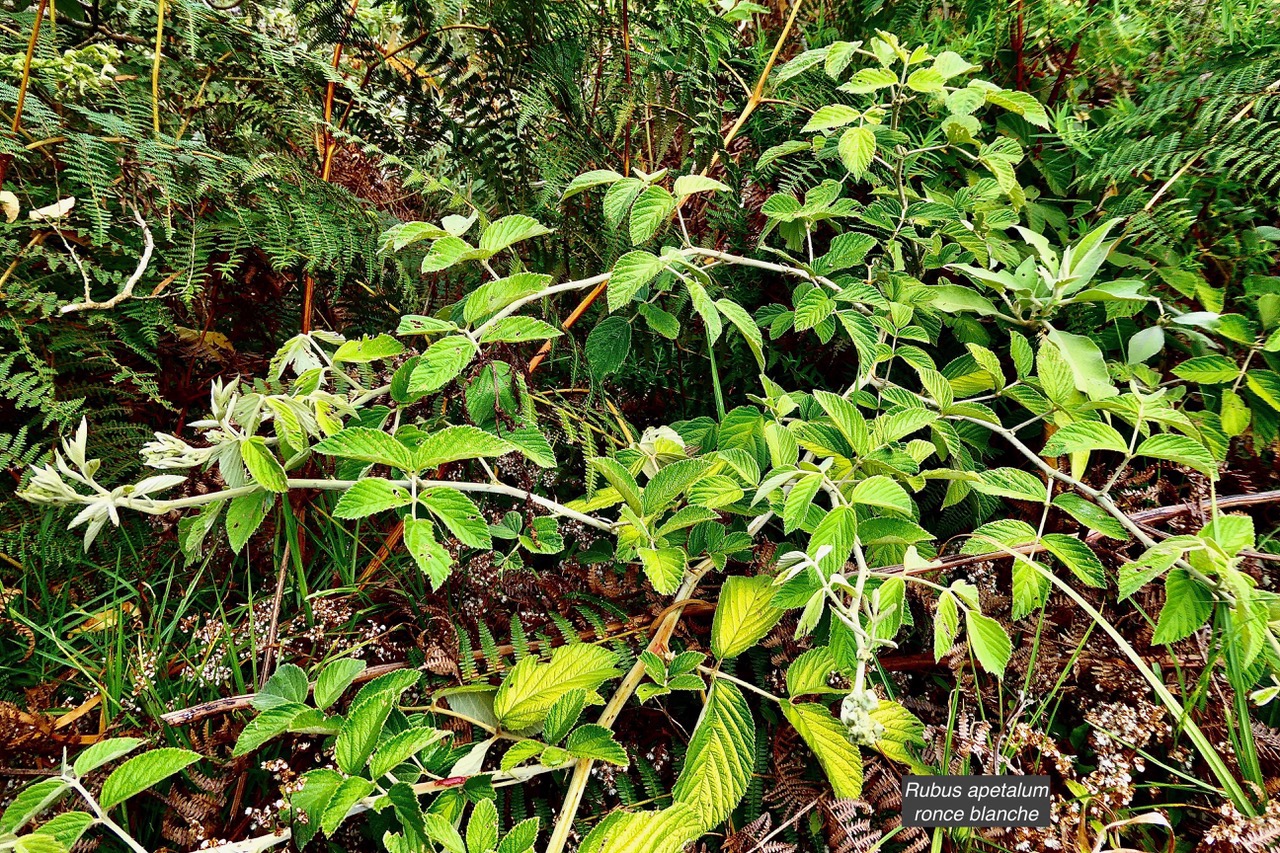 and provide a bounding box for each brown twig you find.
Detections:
[1085,489,1280,544]
[257,542,291,688]
[299,0,359,334]
[1,0,49,188]
[10,0,47,137]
